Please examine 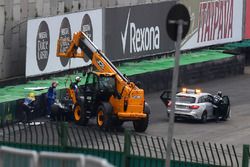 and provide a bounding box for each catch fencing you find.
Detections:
[0,120,243,167]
